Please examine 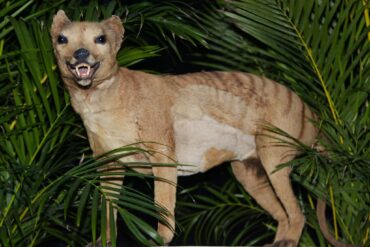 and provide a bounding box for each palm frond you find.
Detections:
[176,176,273,246]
